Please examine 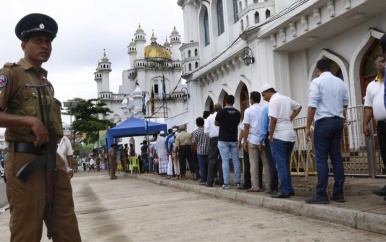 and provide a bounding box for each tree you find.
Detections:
[69,98,114,144]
